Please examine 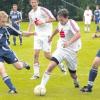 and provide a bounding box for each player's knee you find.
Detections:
[68,69,76,74]
[46,59,58,73]
[13,62,23,70]
[44,54,51,60]
[34,54,39,60]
